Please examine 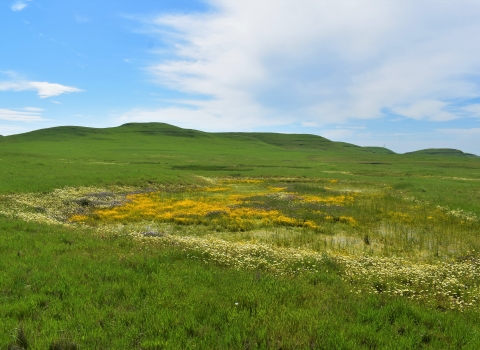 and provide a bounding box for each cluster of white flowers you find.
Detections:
[436,205,478,222]
[128,231,480,310]
[395,194,429,206]
[338,253,480,310]
[420,175,480,182]
[323,171,354,175]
